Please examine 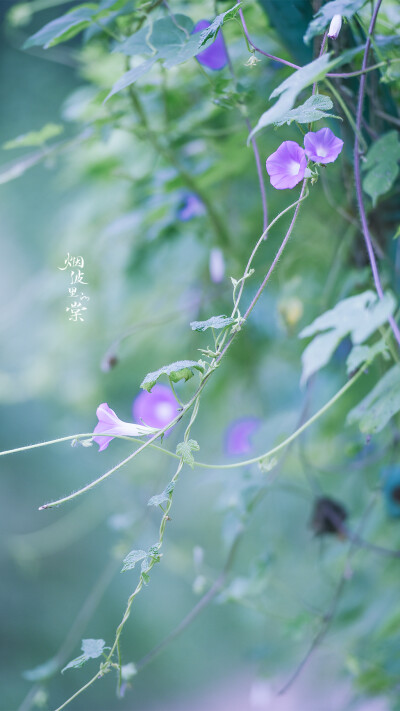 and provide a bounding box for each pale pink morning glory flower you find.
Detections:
[304,127,344,164]
[93,403,158,452]
[225,417,261,456]
[193,20,228,71]
[266,140,307,190]
[133,384,179,429]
